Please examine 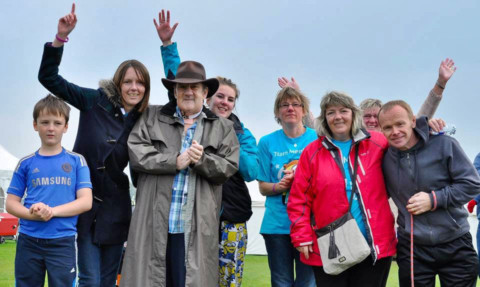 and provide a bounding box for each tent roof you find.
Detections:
[0,145,19,171]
